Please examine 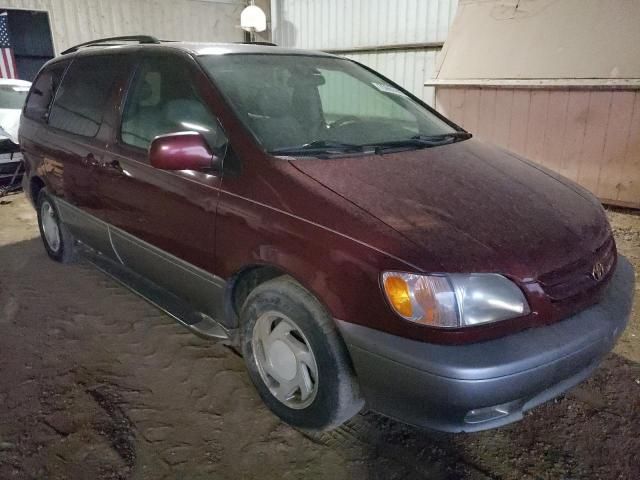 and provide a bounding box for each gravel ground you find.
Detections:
[0,192,638,480]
